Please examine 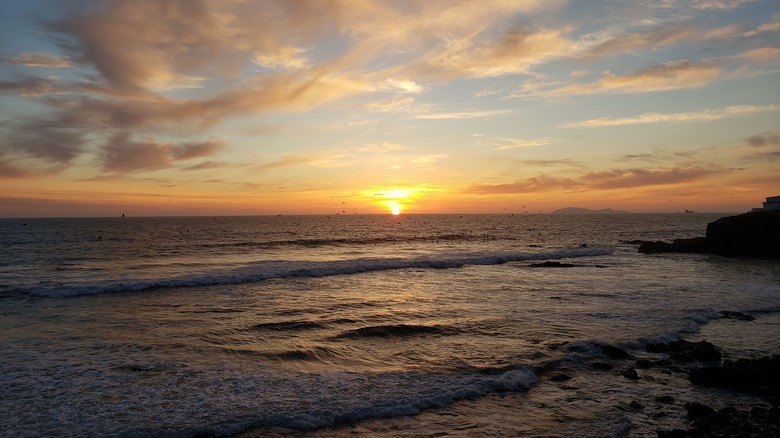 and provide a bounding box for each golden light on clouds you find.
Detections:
[1,0,778,216]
